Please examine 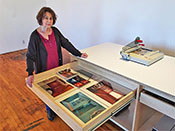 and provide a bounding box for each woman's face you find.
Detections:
[42,12,53,28]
